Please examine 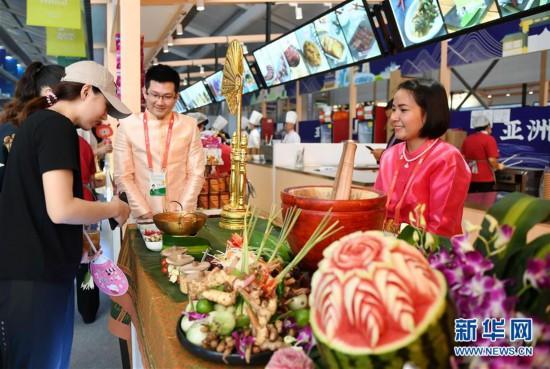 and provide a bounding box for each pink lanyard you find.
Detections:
[143,111,174,171]
[383,141,438,231]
